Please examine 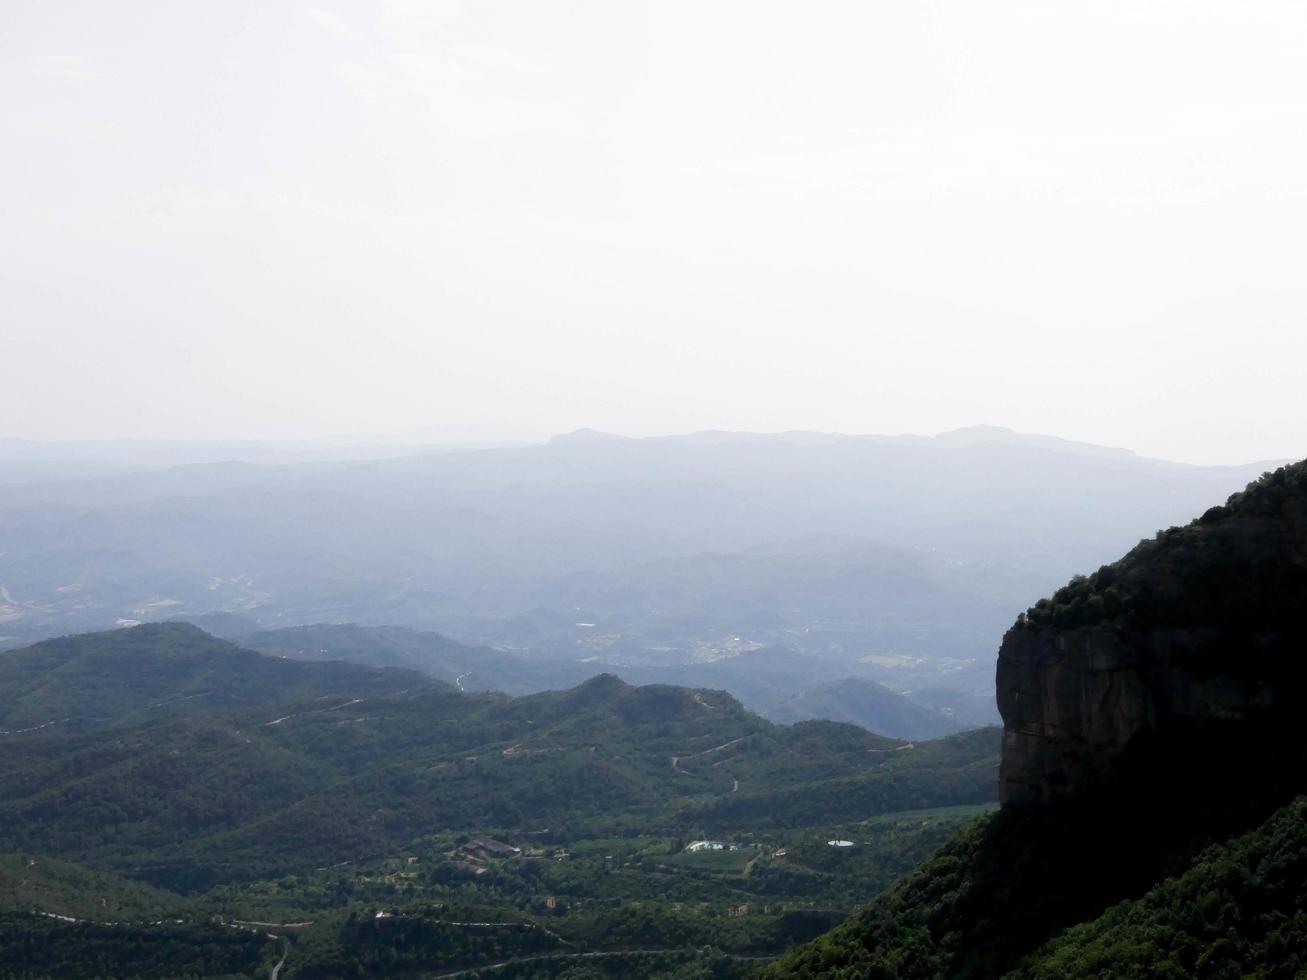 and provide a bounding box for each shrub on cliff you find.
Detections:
[1018,460,1307,633]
